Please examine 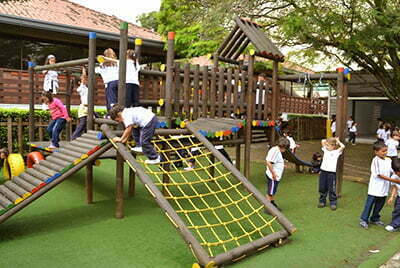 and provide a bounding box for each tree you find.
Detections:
[137,11,159,32]
[144,0,400,102]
